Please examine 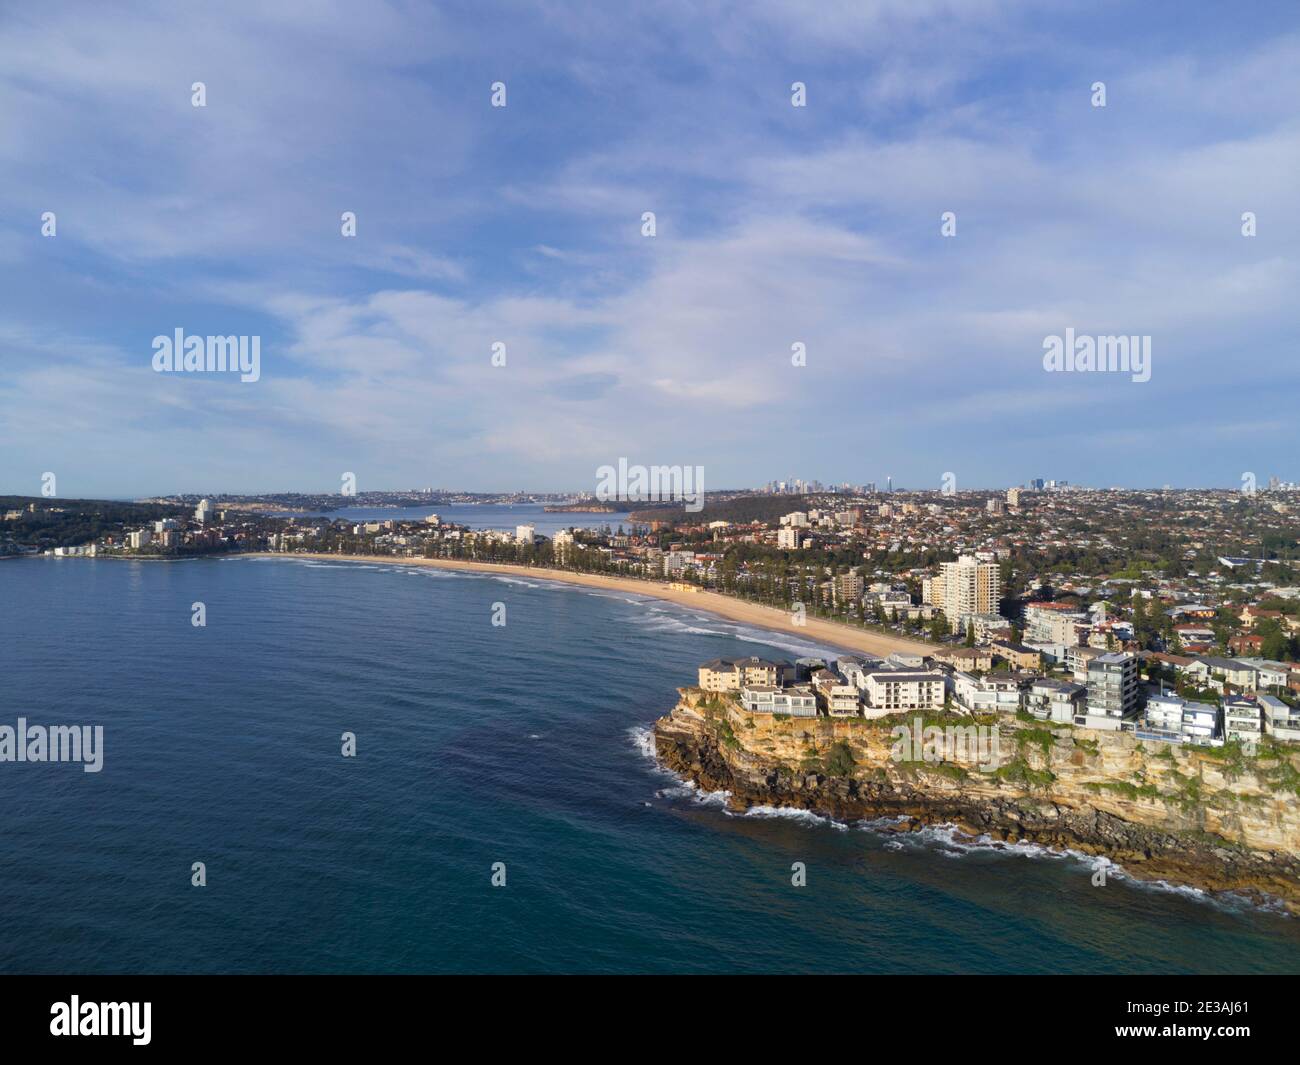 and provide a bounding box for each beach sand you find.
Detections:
[282,552,935,659]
